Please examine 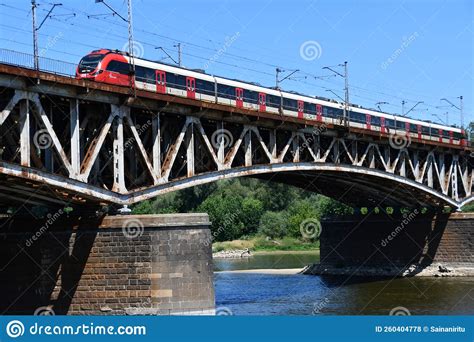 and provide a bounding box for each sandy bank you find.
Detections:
[215,268,304,275]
